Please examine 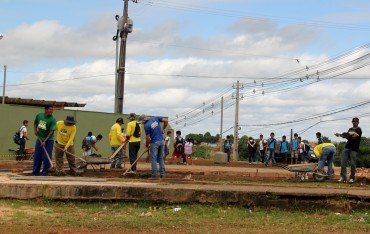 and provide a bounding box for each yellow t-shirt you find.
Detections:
[126,120,141,143]
[56,120,76,148]
[313,143,335,158]
[109,123,124,146]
